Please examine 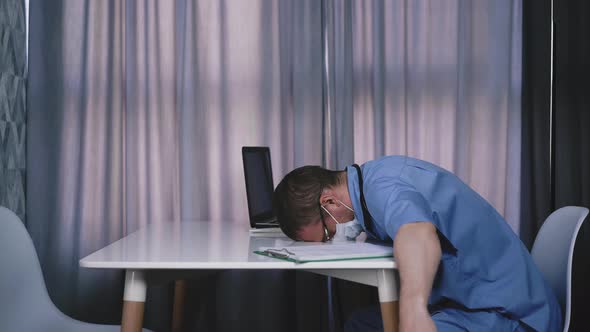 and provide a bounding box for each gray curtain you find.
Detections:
[177,0,323,222]
[175,1,330,331]
[0,0,26,221]
[28,0,329,331]
[28,1,175,330]
[324,0,523,231]
[322,0,523,323]
[27,0,522,331]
